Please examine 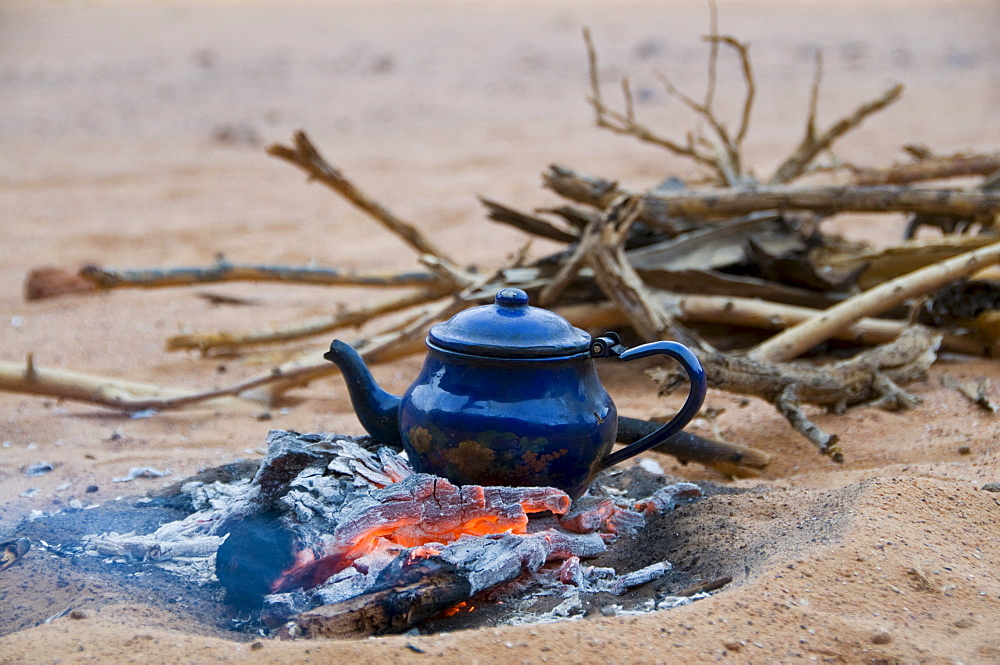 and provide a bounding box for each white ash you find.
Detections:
[111,467,170,483]
[610,561,671,595]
